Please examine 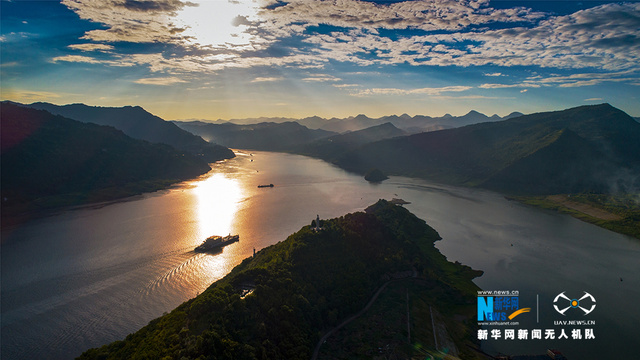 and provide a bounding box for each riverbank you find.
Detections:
[1,177,202,229]
[508,194,640,240]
